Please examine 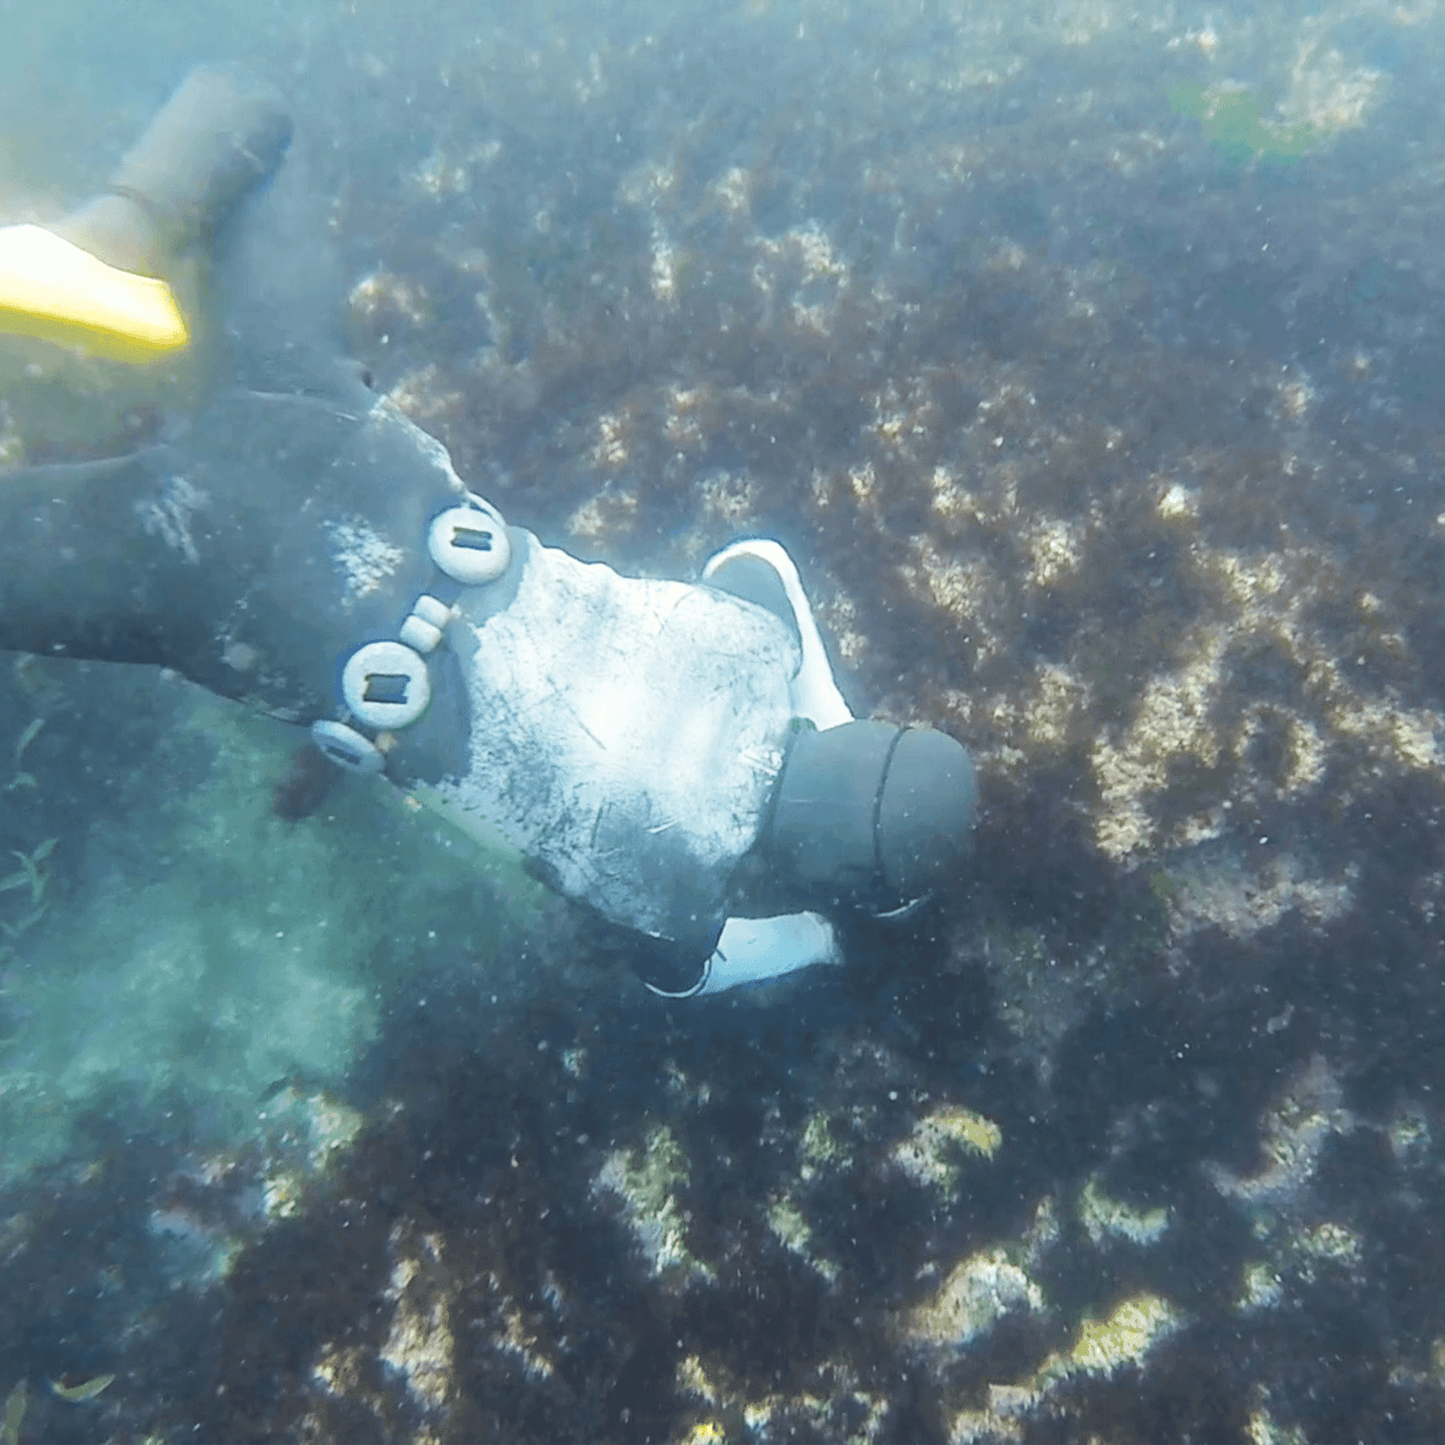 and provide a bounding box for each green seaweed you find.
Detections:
[1170,81,1316,165]
[2,1382,25,1445]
